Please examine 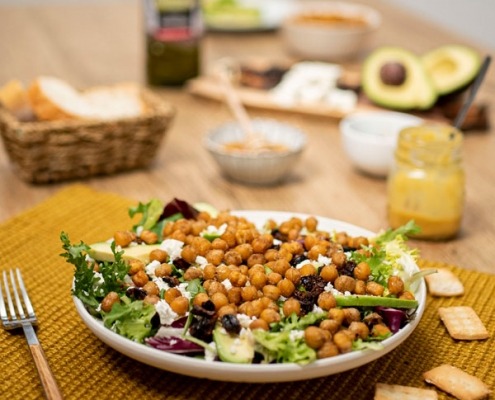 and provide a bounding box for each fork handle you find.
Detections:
[23,323,64,400]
